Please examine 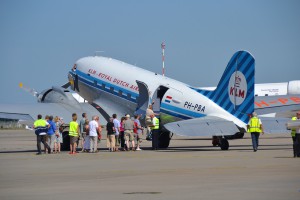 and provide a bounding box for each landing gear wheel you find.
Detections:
[158,130,172,149]
[61,131,70,151]
[219,138,229,150]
